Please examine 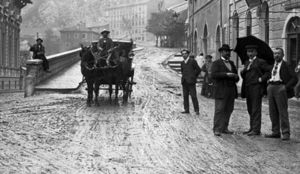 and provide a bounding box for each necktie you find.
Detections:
[272,62,279,77]
[247,59,253,70]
